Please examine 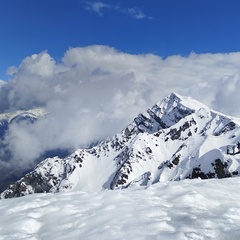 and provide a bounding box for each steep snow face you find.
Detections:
[2,92,240,198]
